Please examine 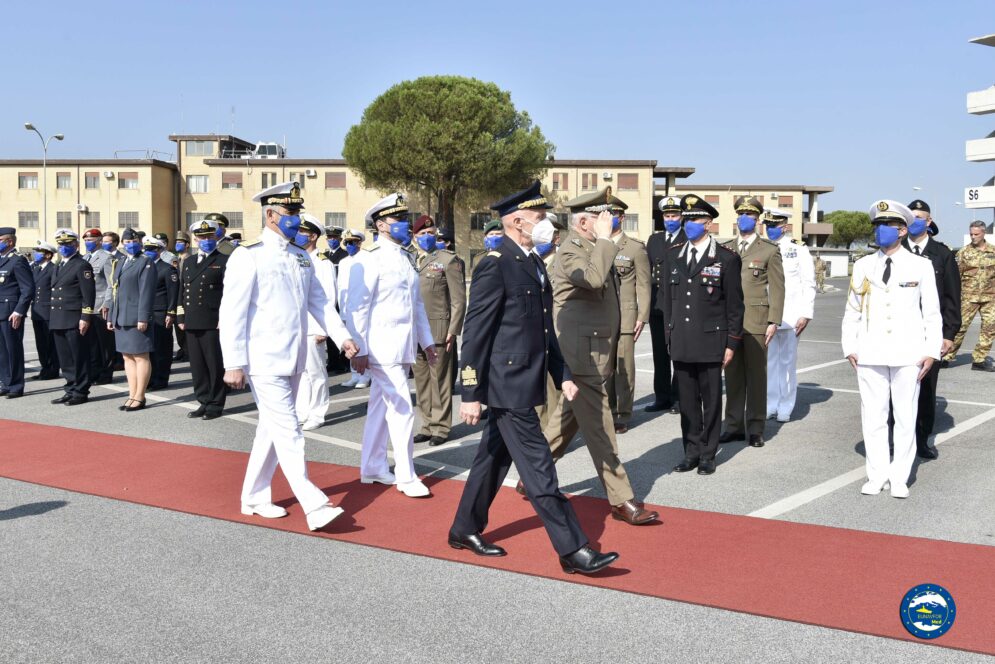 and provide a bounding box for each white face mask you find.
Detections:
[531,218,556,246]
